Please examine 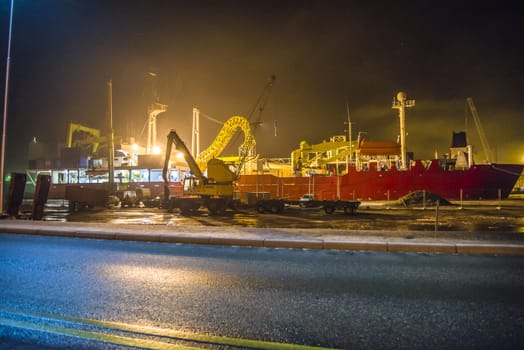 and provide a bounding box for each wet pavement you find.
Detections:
[9,198,522,245]
[0,198,519,258]
[47,199,524,231]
